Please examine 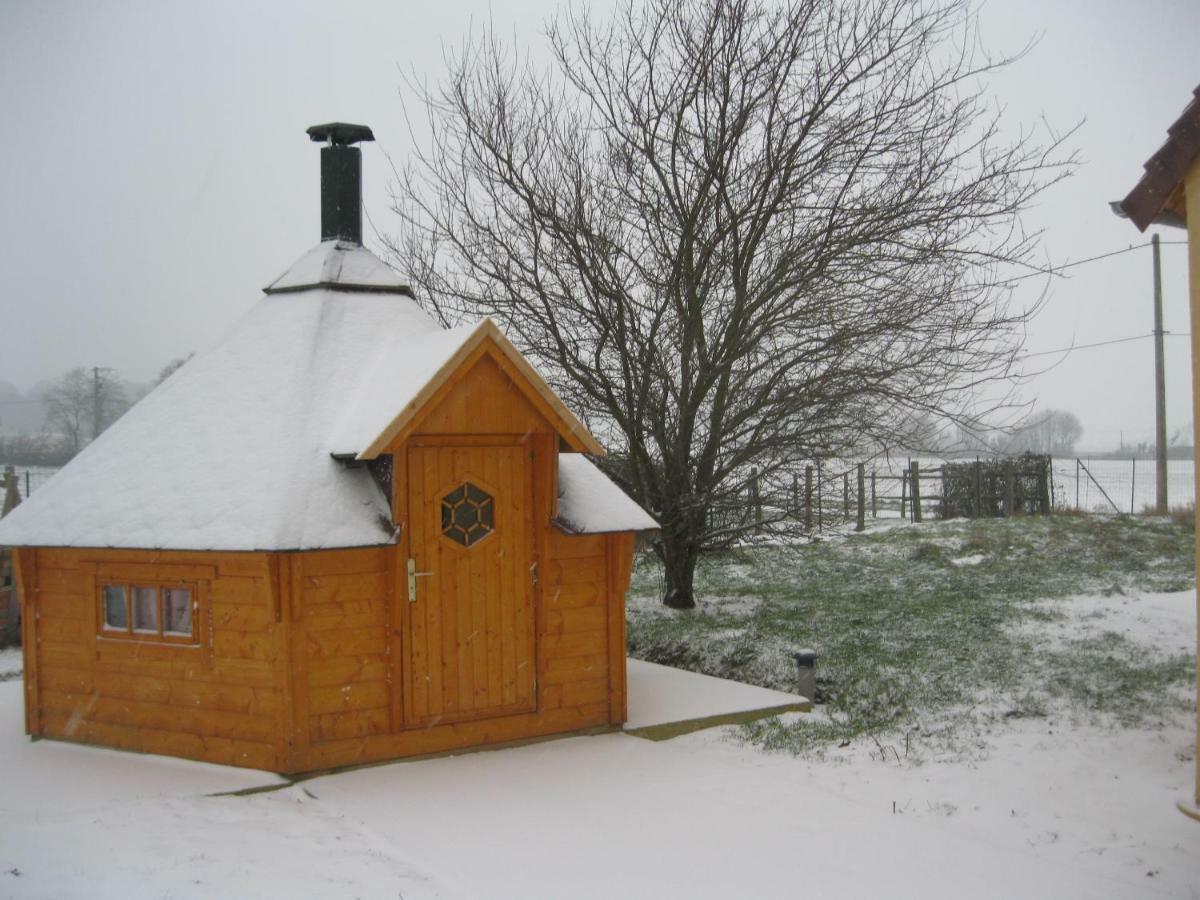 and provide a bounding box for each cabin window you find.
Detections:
[100,581,196,643]
[441,482,495,547]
